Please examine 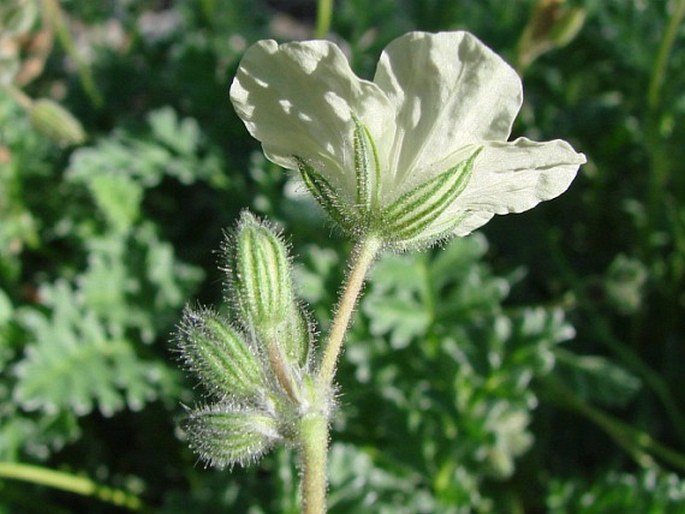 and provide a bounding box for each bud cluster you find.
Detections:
[176,211,319,468]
